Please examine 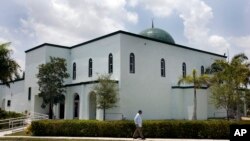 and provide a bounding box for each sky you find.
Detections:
[0,0,250,71]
